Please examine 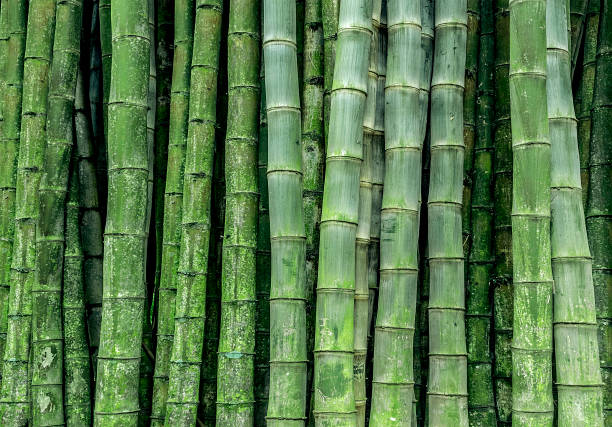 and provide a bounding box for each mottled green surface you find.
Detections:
[369,0,421,425]
[426,0,469,424]
[63,164,92,427]
[33,0,83,424]
[466,0,496,424]
[587,0,612,423]
[216,0,260,424]
[0,0,55,424]
[93,0,151,424]
[313,0,372,424]
[509,0,554,423]
[150,1,194,424]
